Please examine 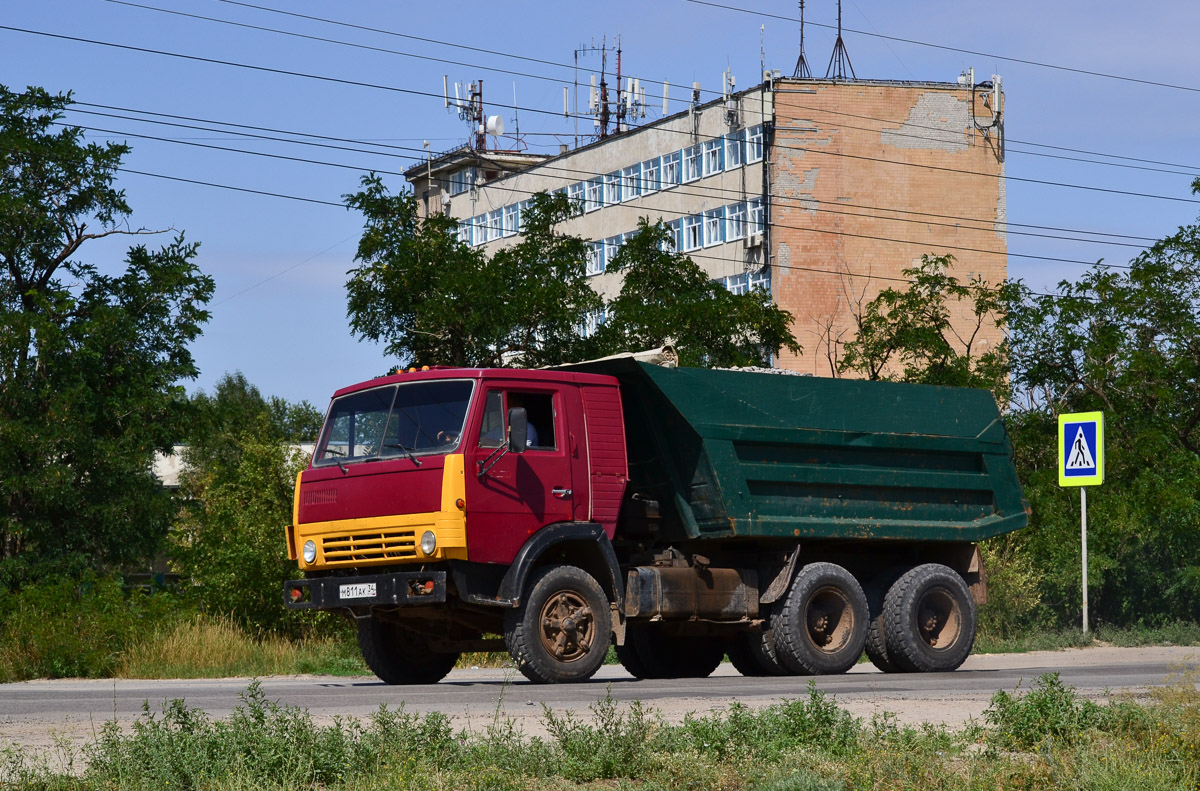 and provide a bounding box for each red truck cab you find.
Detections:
[286,367,628,684]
